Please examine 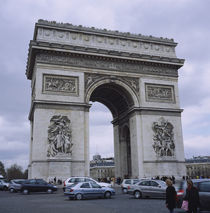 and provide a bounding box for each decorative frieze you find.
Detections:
[47,115,73,157]
[85,73,139,93]
[152,117,175,157]
[145,83,175,103]
[36,53,178,77]
[43,74,78,96]
[36,27,176,58]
